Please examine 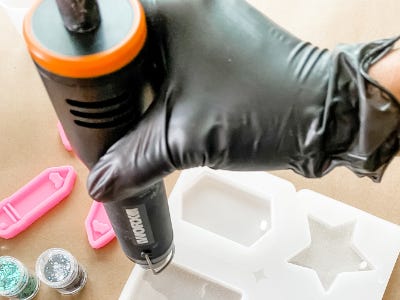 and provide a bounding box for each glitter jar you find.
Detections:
[0,256,40,300]
[35,248,87,295]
